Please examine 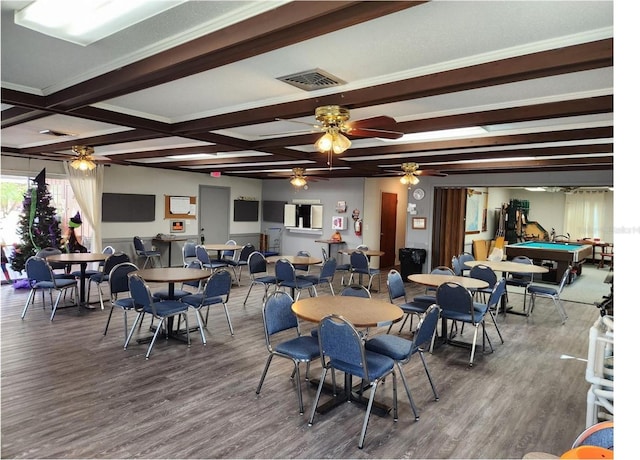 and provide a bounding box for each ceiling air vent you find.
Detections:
[277,68,346,91]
